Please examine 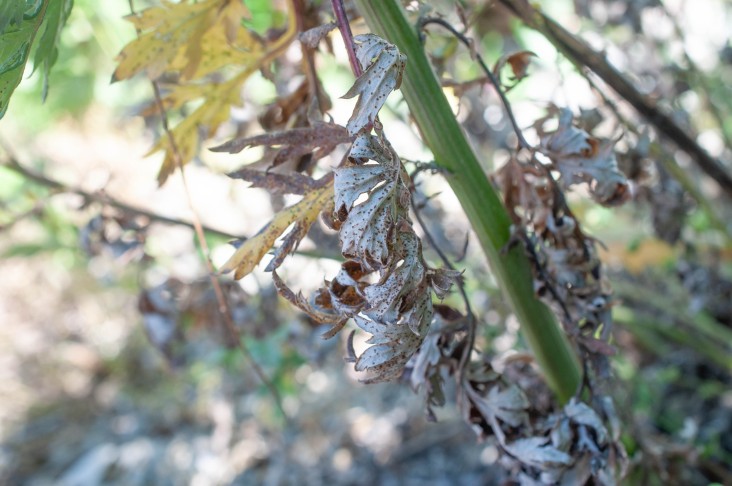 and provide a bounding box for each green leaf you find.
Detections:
[31,0,73,101]
[0,0,41,35]
[0,0,47,118]
[0,0,72,119]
